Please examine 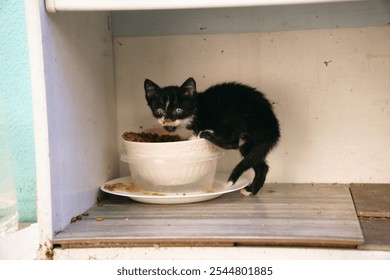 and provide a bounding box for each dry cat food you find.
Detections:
[122,132,184,142]
[104,182,166,196]
[104,182,214,196]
